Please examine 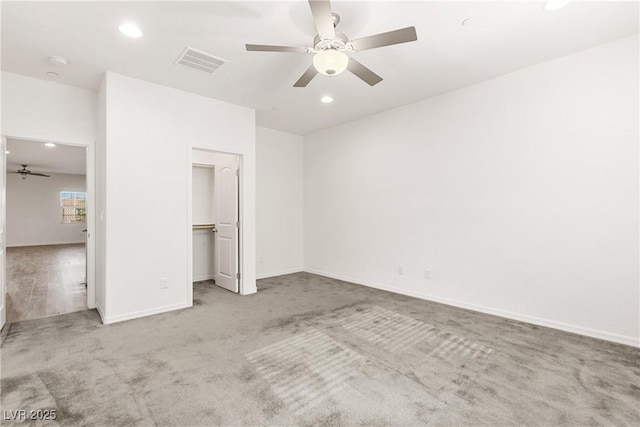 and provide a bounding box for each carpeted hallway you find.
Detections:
[1,272,638,426]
